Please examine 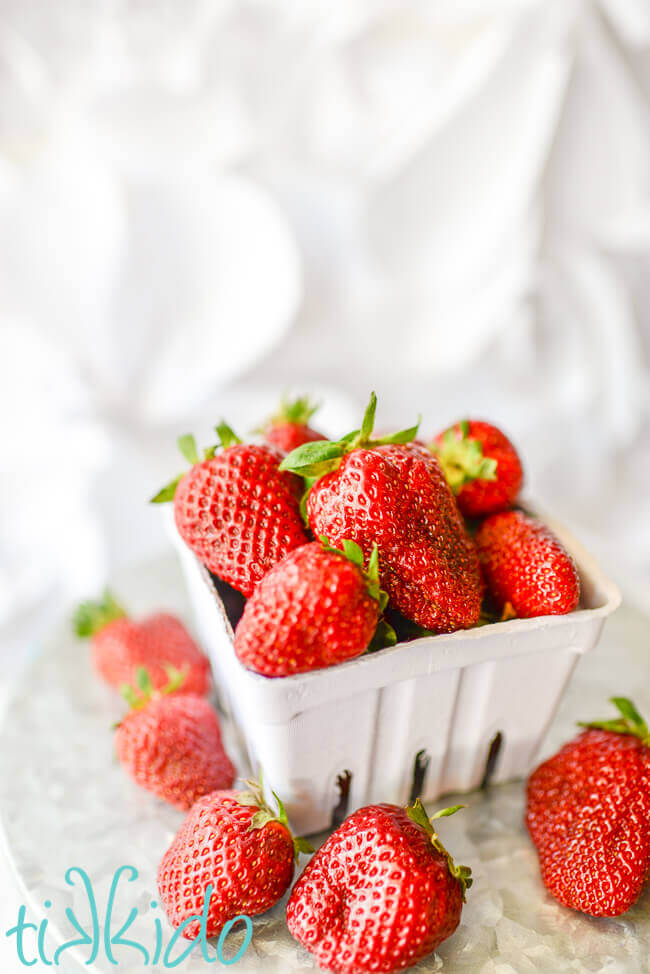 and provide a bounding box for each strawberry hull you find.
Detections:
[166,506,620,836]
